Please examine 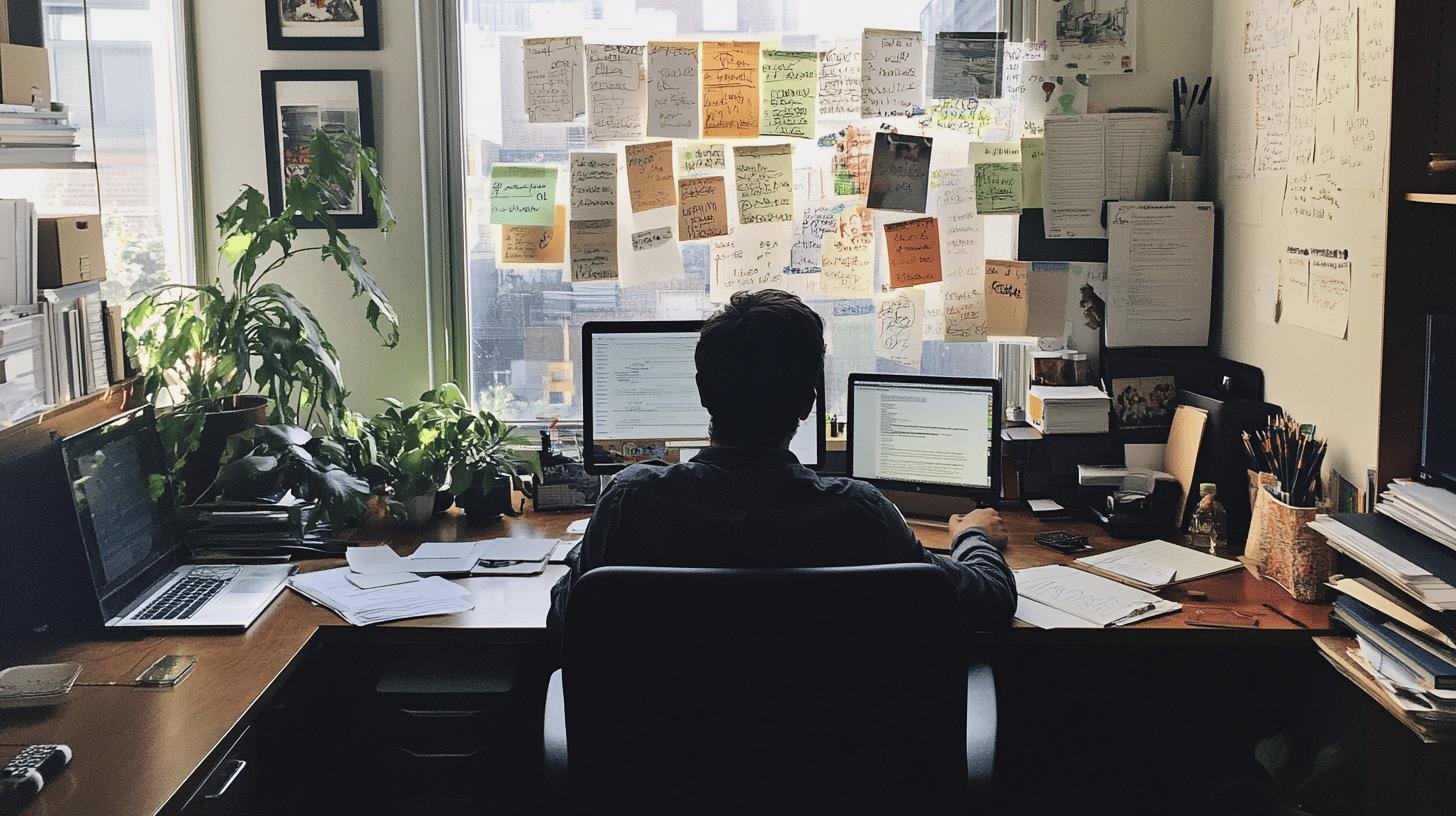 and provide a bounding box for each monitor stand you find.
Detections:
[881,489,984,525]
